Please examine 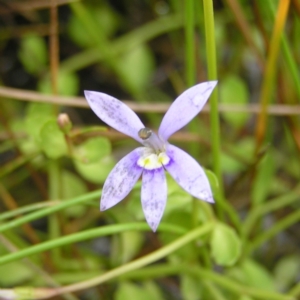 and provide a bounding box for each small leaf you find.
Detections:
[221,137,255,174]
[25,103,54,144]
[75,137,111,163]
[74,137,114,183]
[40,119,68,159]
[251,151,275,206]
[210,222,241,266]
[68,3,120,47]
[181,274,203,300]
[110,206,144,264]
[238,296,254,300]
[61,171,88,218]
[240,259,275,291]
[115,282,154,300]
[117,44,155,92]
[220,75,250,128]
[163,173,193,216]
[274,255,300,291]
[0,261,33,286]
[18,34,47,74]
[74,156,115,184]
[38,70,79,96]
